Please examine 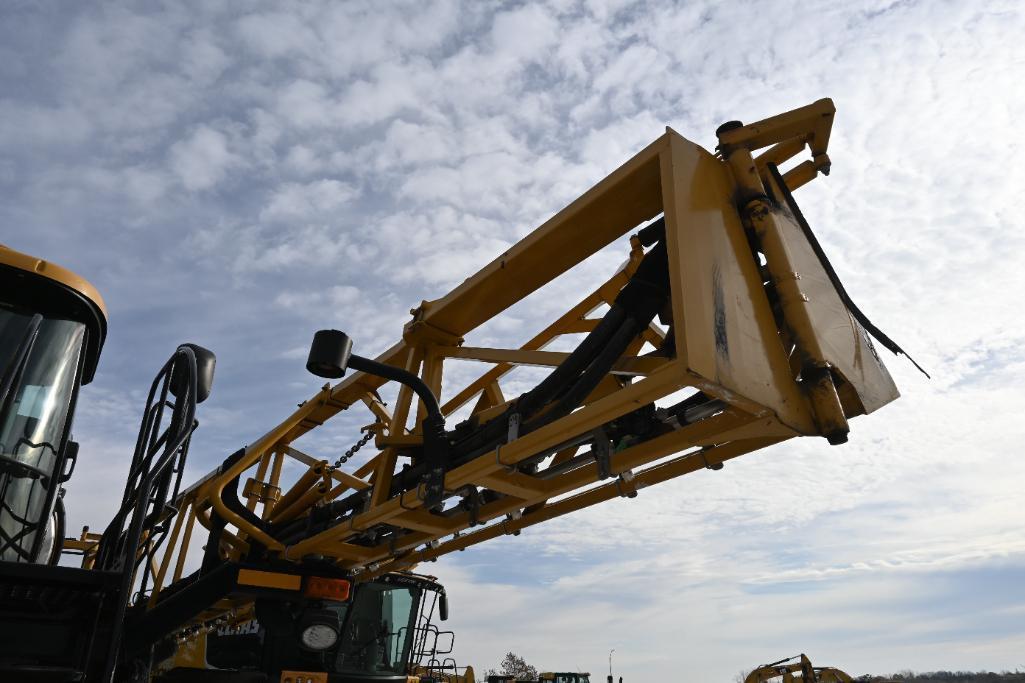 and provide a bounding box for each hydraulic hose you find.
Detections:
[522,239,670,434]
[513,304,628,420]
[302,224,673,539]
[452,234,669,451]
[523,316,642,434]
[444,304,629,460]
[348,354,443,422]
